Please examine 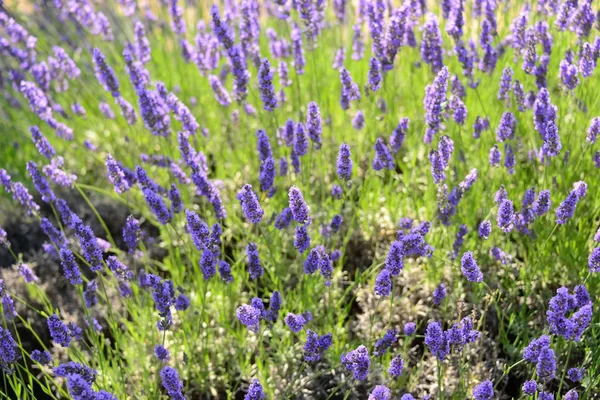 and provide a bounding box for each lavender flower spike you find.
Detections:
[336,143,353,181]
[105,154,130,194]
[368,57,382,91]
[340,68,360,110]
[288,186,310,224]
[461,251,483,282]
[258,58,277,111]
[423,67,449,143]
[497,199,515,233]
[92,48,120,97]
[237,184,264,223]
[306,102,322,148]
